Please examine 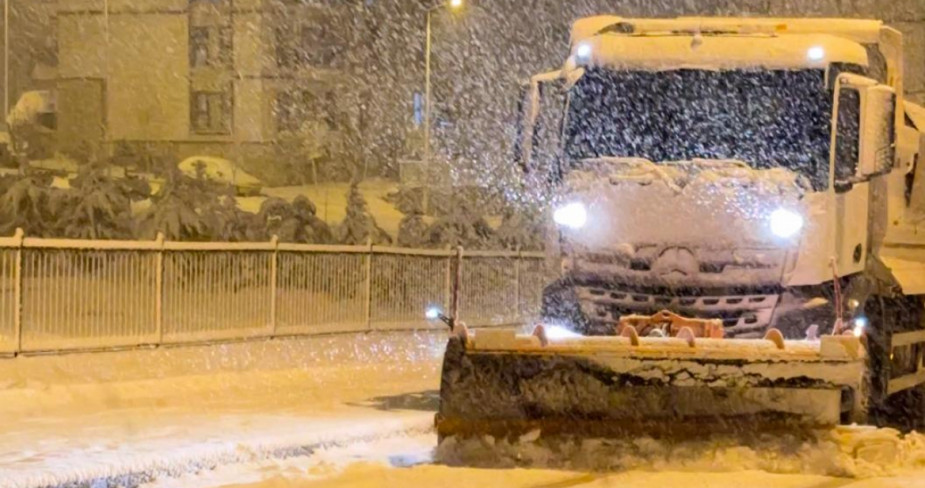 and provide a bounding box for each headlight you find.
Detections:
[769,208,804,238]
[553,202,587,229]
